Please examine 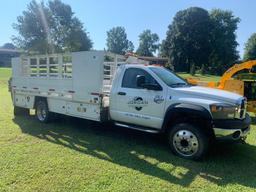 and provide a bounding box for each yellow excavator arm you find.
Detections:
[218,60,256,89]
